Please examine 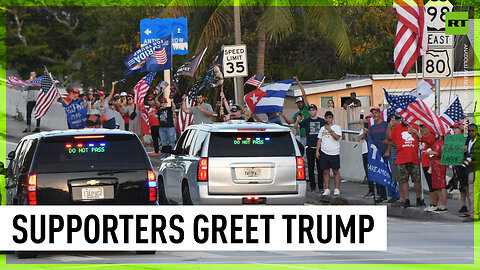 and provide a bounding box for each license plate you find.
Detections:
[244,168,262,177]
[81,187,104,199]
